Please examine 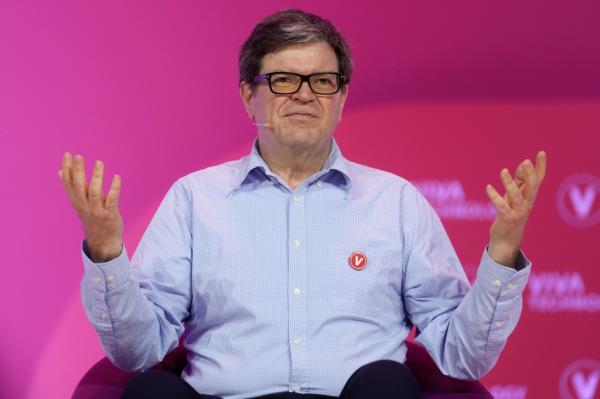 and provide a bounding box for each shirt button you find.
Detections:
[495,322,503,328]
[293,195,300,203]
[94,276,102,285]
[293,239,301,247]
[293,288,301,296]
[106,275,115,283]
[293,337,301,345]
[316,181,323,187]
[492,279,501,287]
[100,312,108,320]
[507,283,514,290]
